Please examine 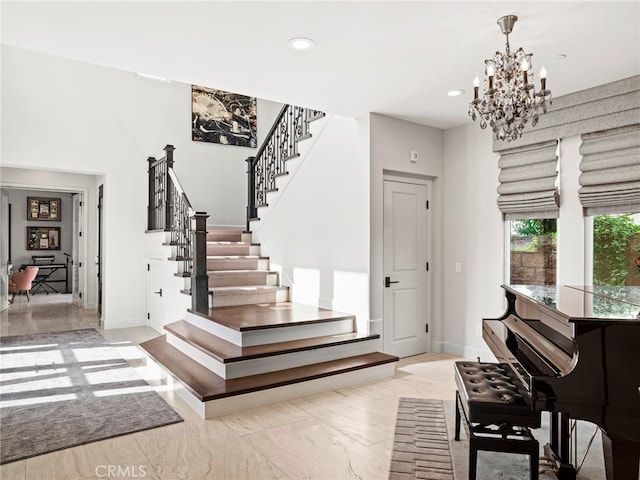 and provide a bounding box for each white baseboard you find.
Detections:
[442,342,496,362]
